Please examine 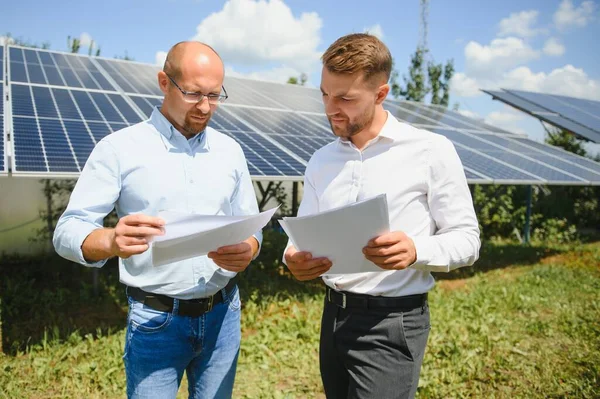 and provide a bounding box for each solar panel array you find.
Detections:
[3,45,600,185]
[484,89,600,143]
[1,45,6,175]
